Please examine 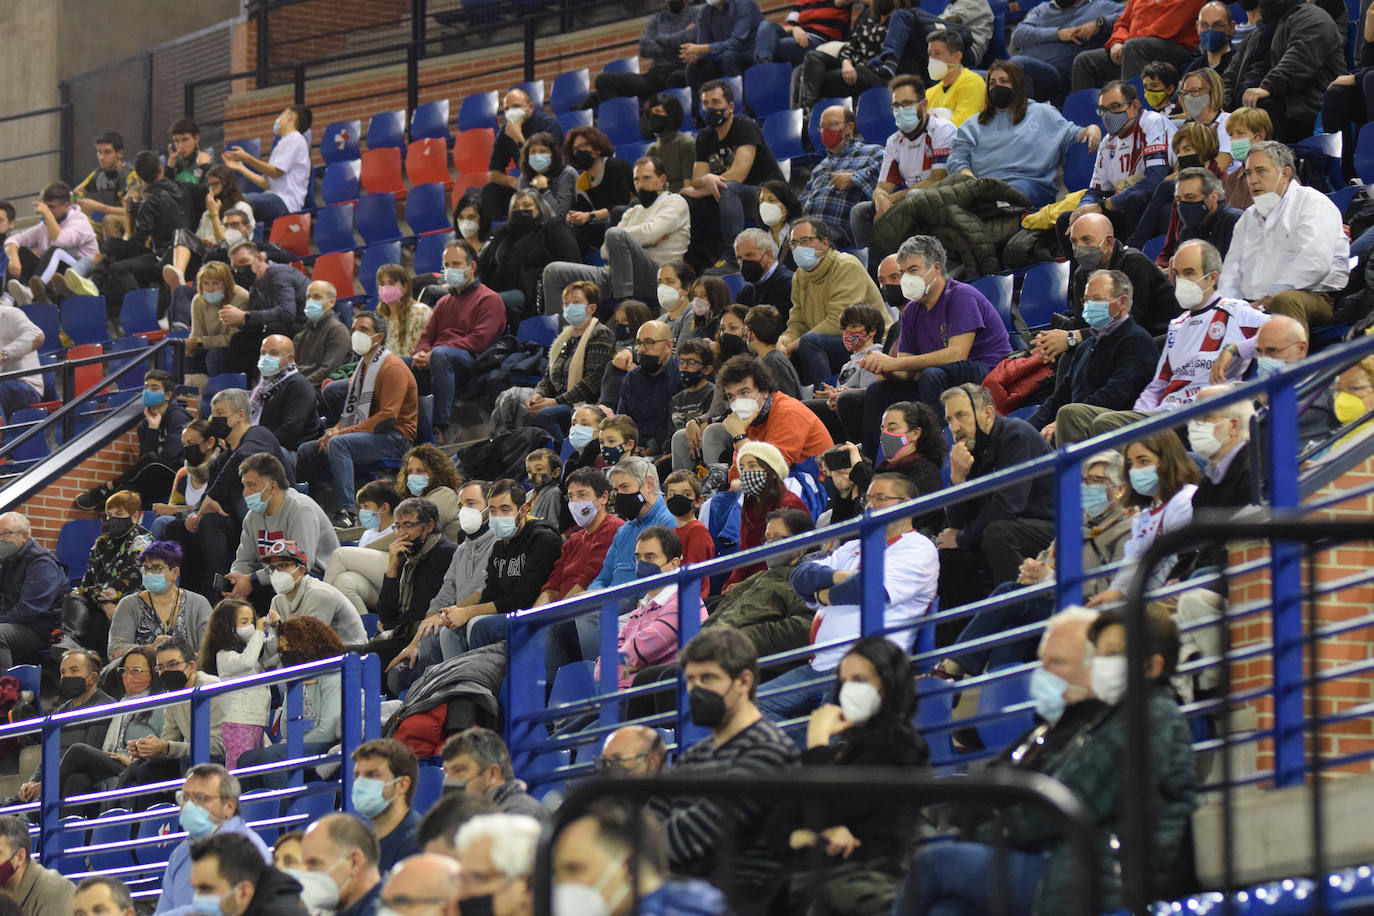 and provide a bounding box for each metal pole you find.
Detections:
[59,83,74,187]
[412,0,428,57]
[341,654,362,813]
[294,66,306,106]
[184,80,196,123]
[1265,378,1304,787]
[142,52,155,151]
[1053,451,1083,607]
[257,2,271,88]
[406,47,420,117]
[859,510,886,637]
[285,676,305,790]
[523,20,537,82]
